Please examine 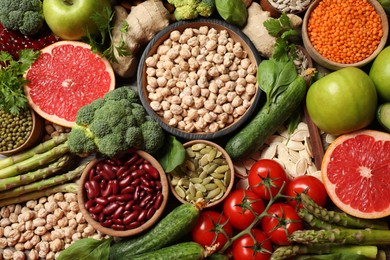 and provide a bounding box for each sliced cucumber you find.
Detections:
[377,103,390,132]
